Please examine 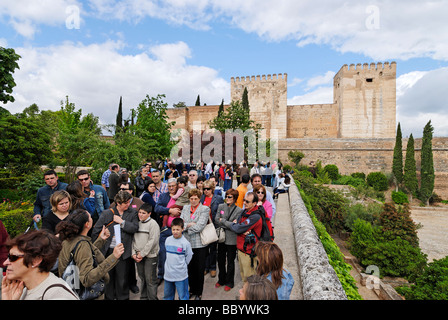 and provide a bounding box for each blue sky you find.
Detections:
[1,0,448,138]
